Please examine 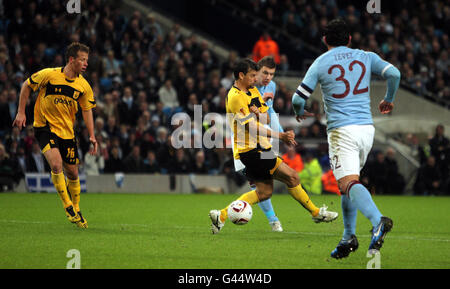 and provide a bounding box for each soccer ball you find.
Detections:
[227,200,252,225]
